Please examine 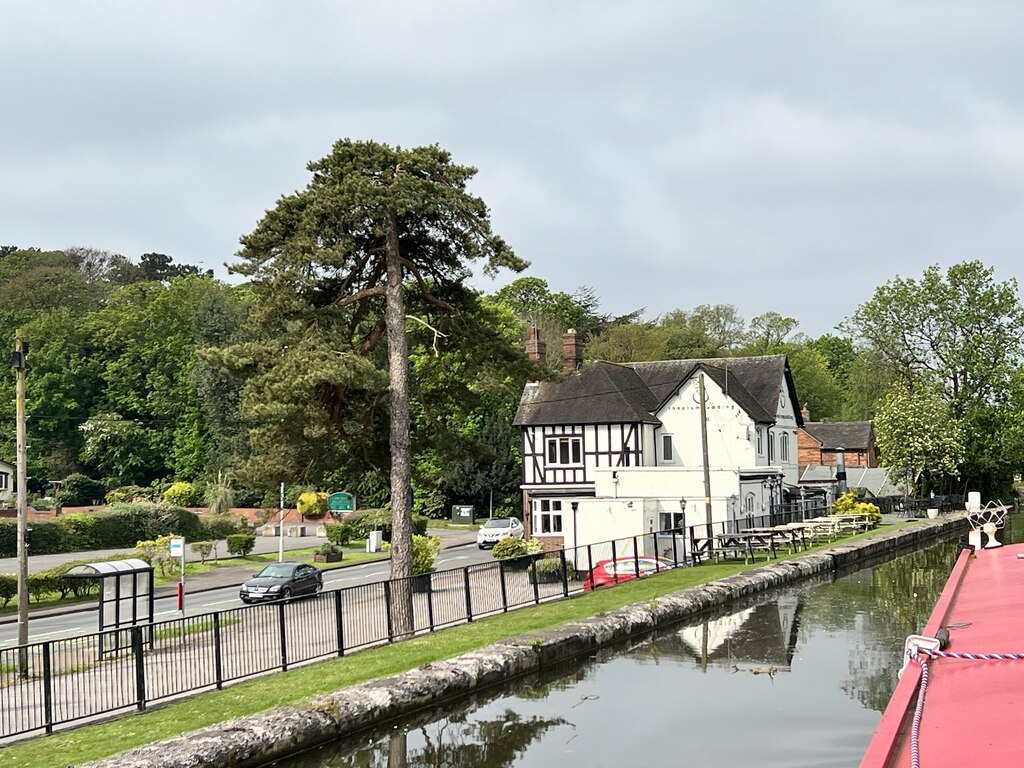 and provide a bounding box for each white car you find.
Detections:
[476,516,525,549]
